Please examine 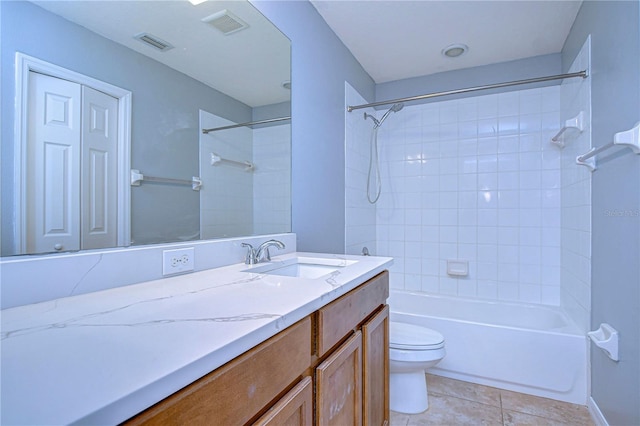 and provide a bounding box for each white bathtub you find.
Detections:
[388,290,587,405]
